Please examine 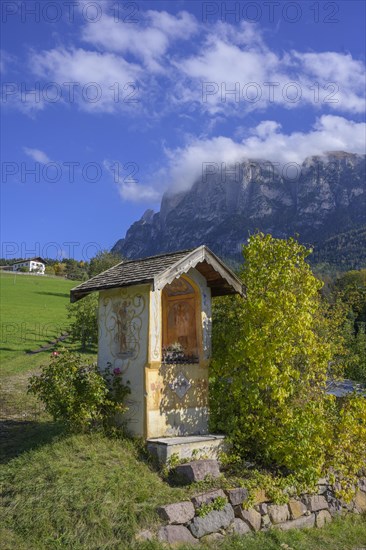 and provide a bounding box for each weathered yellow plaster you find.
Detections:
[98,269,212,439]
